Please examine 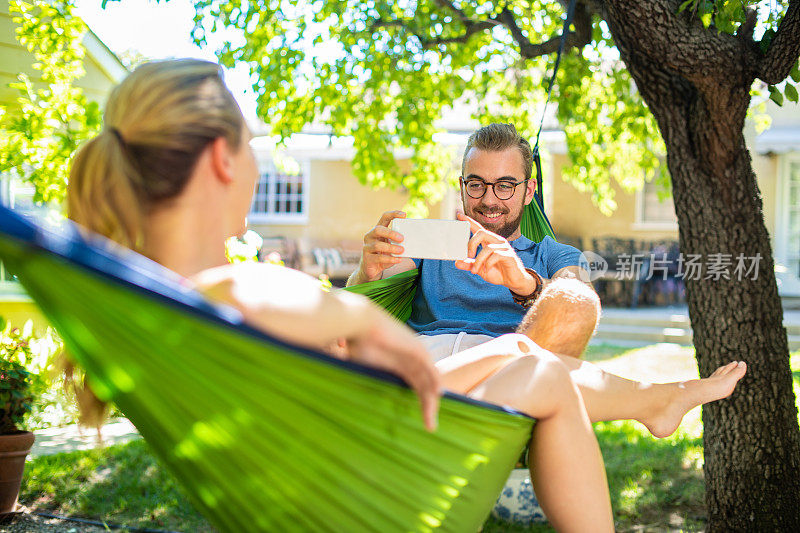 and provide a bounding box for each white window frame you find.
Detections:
[632,178,679,231]
[248,160,310,225]
[775,153,800,296]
